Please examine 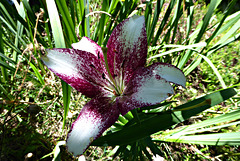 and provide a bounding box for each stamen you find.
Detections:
[113,49,117,78]
[113,49,118,54]
[102,47,120,94]
[102,73,106,79]
[101,72,116,93]
[120,59,125,94]
[121,59,125,68]
[118,68,125,95]
[103,86,114,93]
[112,49,123,94]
